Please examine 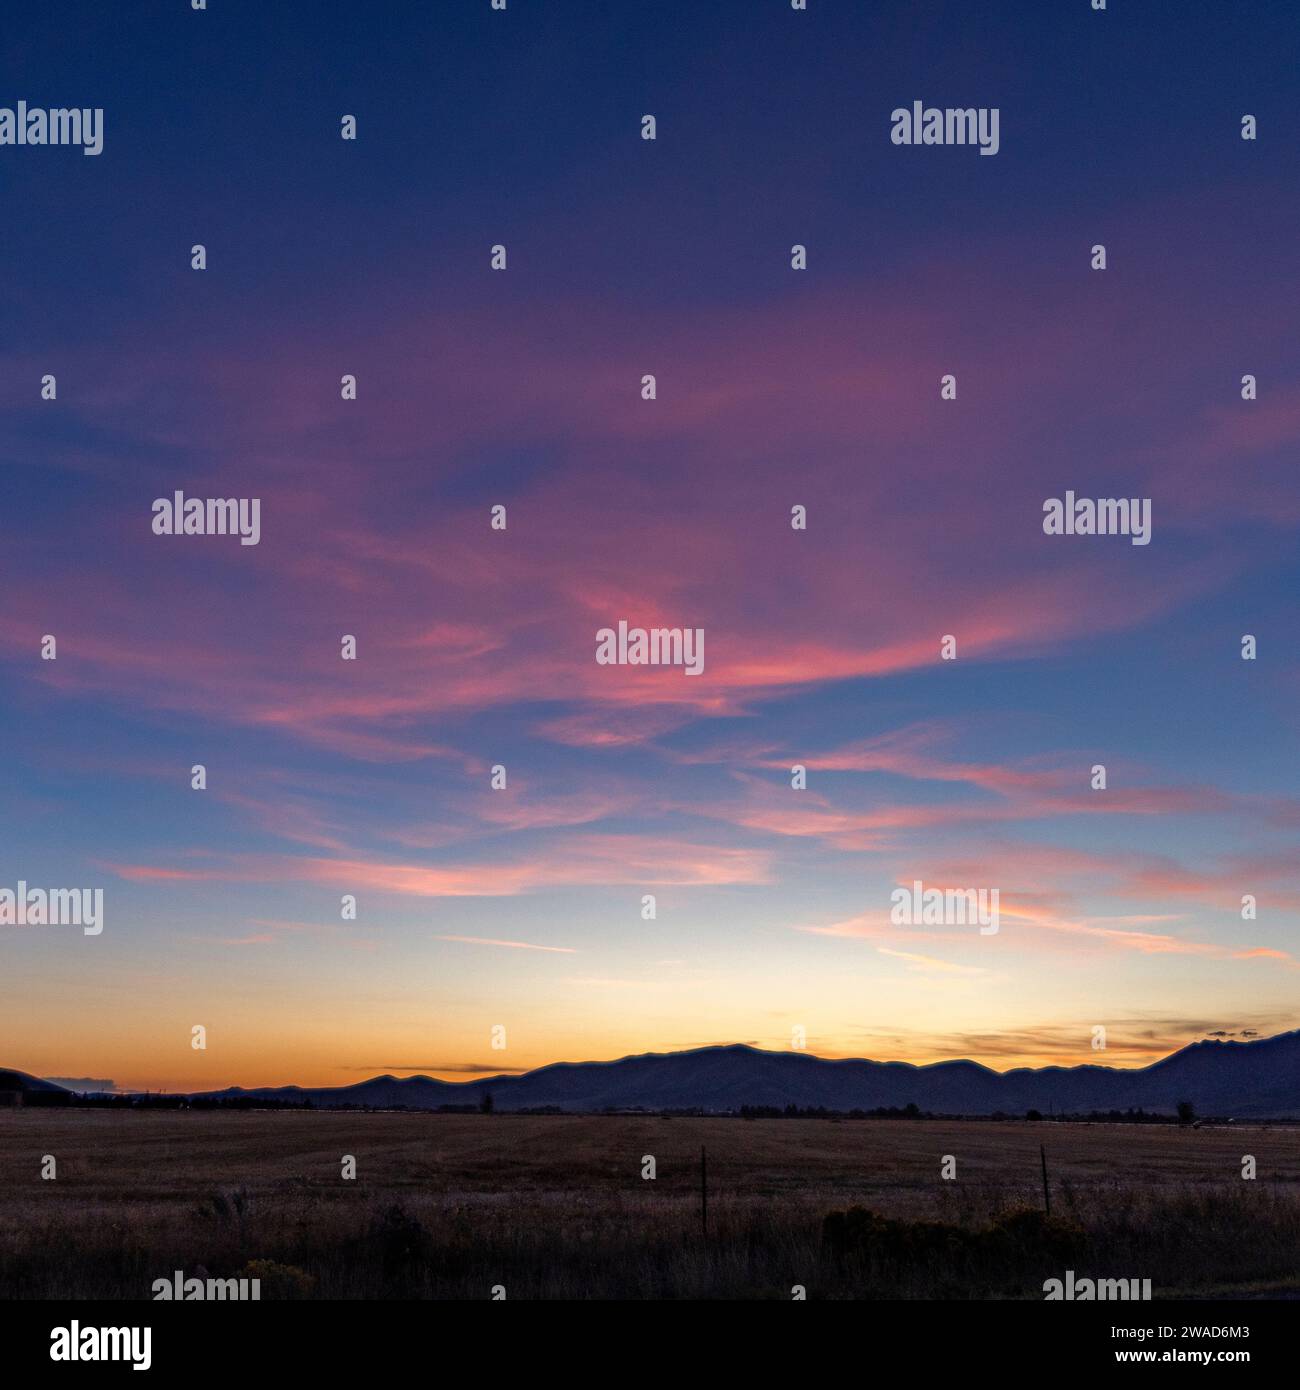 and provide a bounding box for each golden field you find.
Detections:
[1,1112,1297,1299]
